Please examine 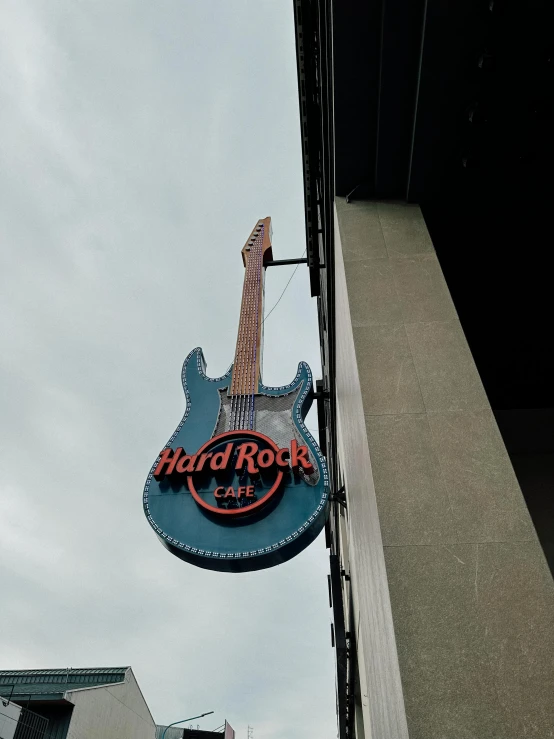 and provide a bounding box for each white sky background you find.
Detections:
[0,2,337,738]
